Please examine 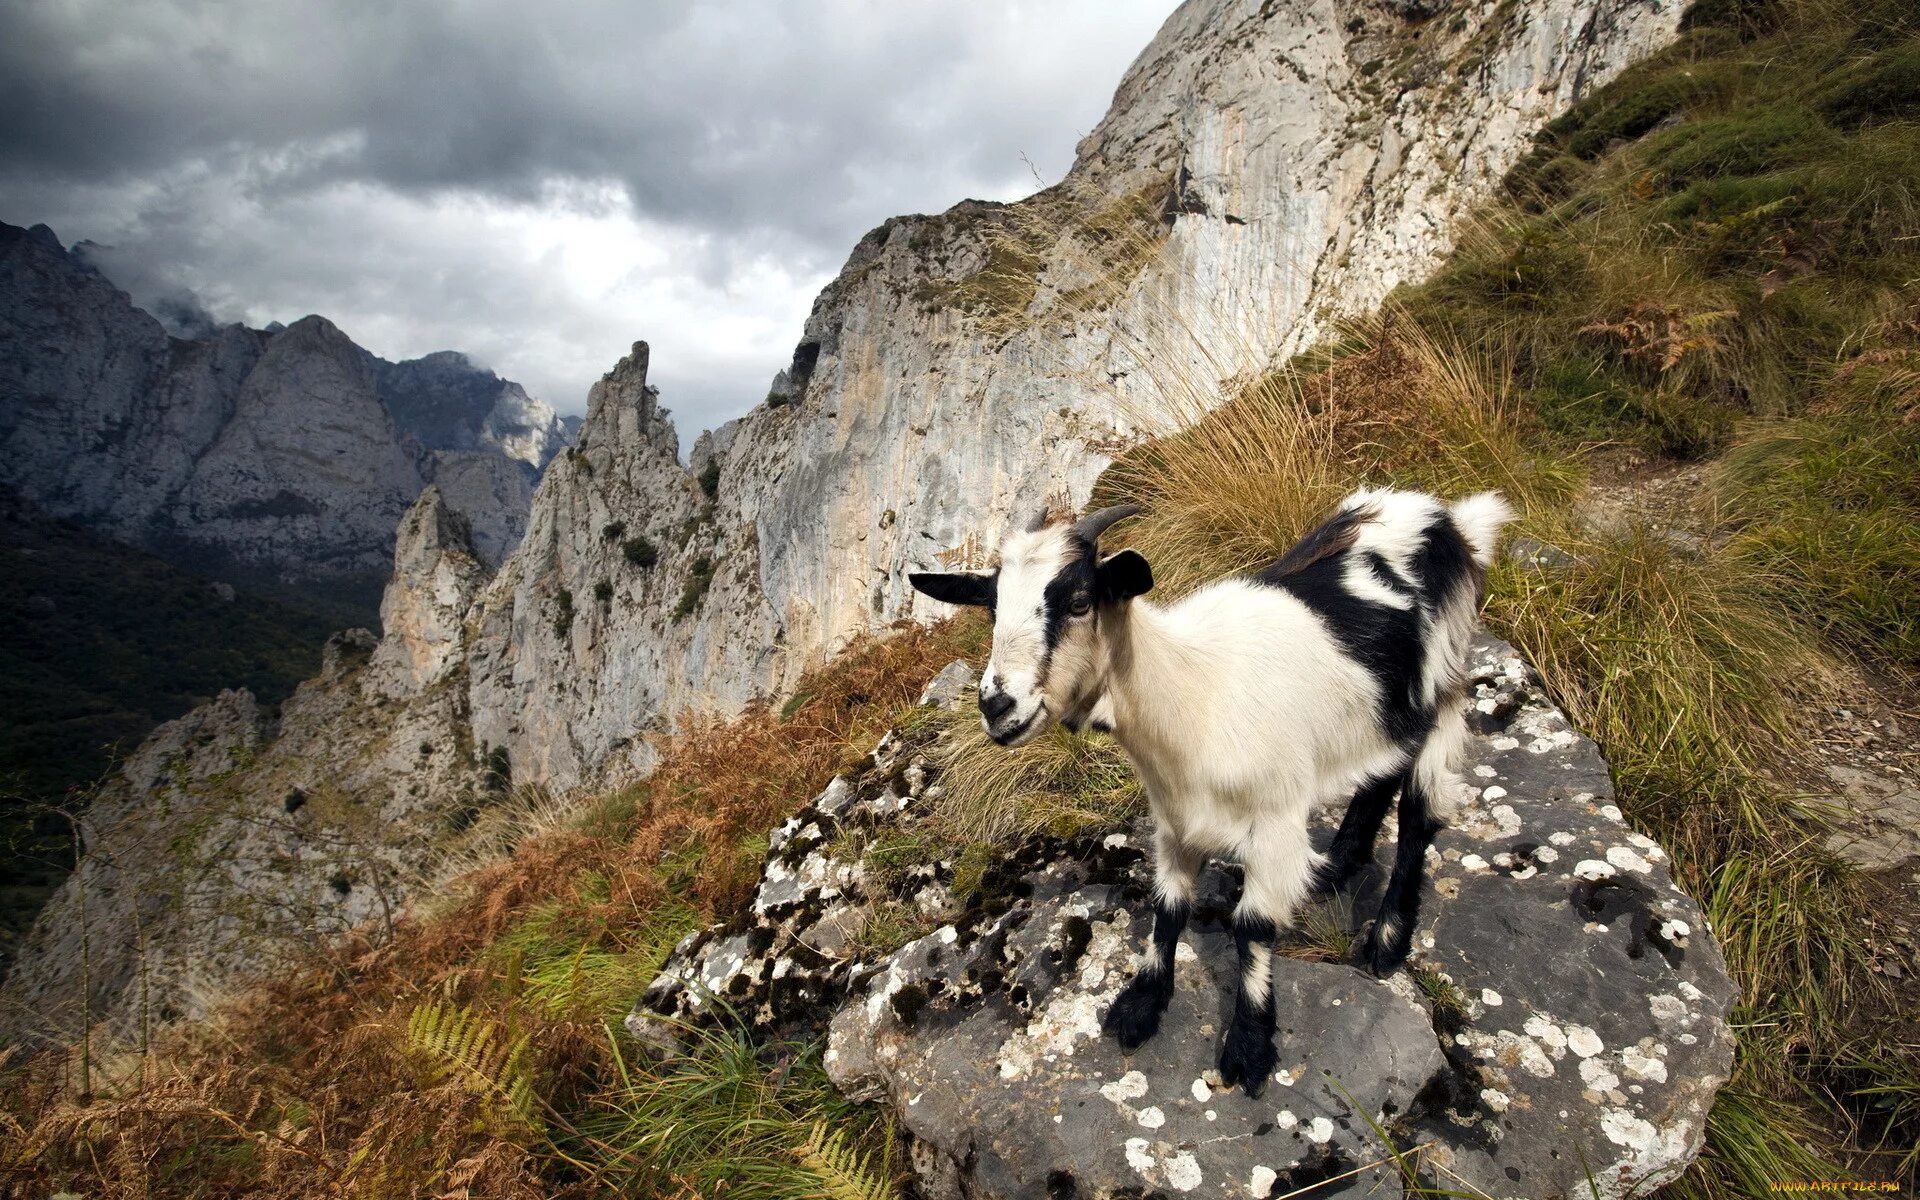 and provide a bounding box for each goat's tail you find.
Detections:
[1449,491,1516,570]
